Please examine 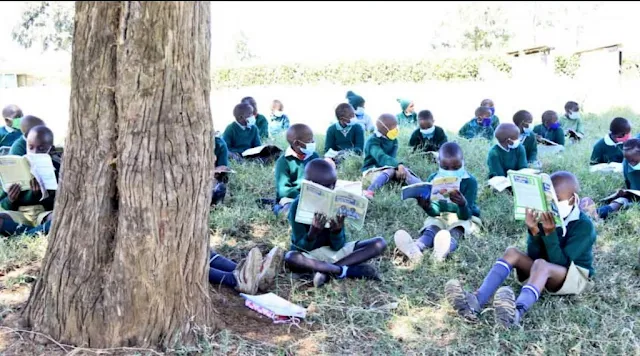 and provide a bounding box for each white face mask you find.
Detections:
[420,127,436,135]
[273,111,283,117]
[247,116,256,126]
[355,107,365,115]
[508,138,521,149]
[557,194,576,219]
[568,111,581,120]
